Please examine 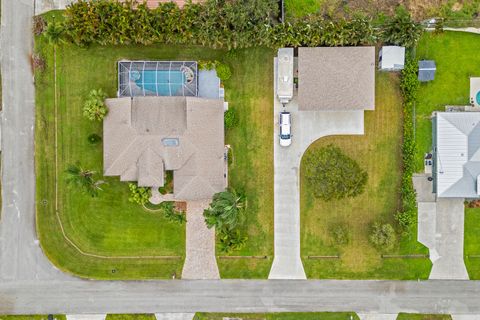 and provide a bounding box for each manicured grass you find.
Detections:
[415,31,480,171]
[397,314,451,320]
[35,14,274,279]
[300,72,431,279]
[284,0,322,19]
[106,315,156,320]
[0,317,65,320]
[195,313,359,320]
[218,47,274,278]
[464,207,480,279]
